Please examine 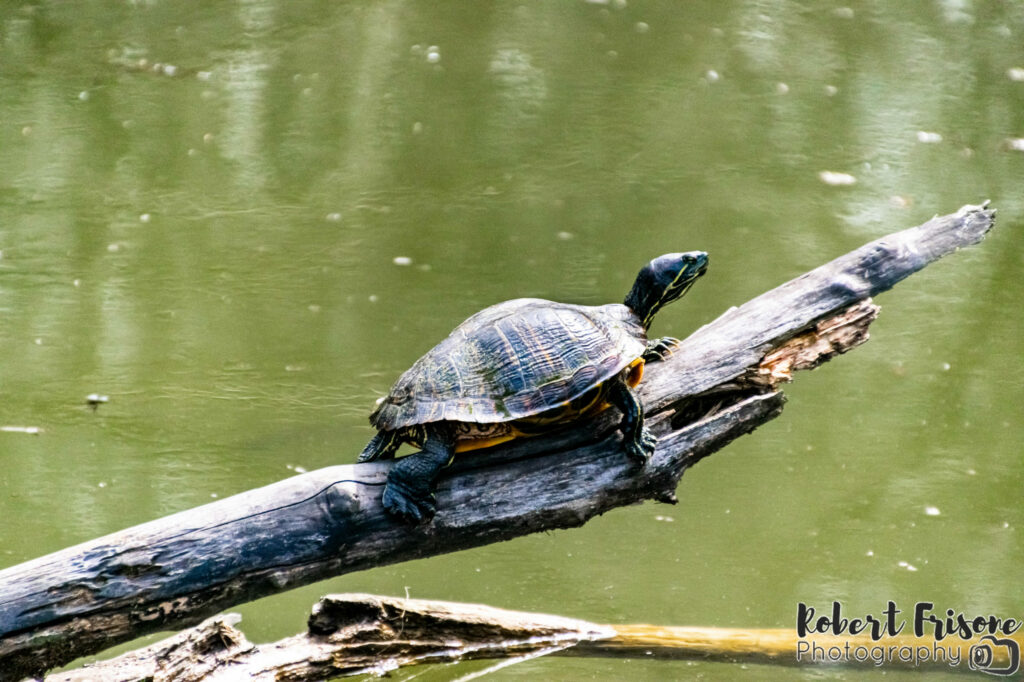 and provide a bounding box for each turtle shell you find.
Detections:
[370,298,647,431]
